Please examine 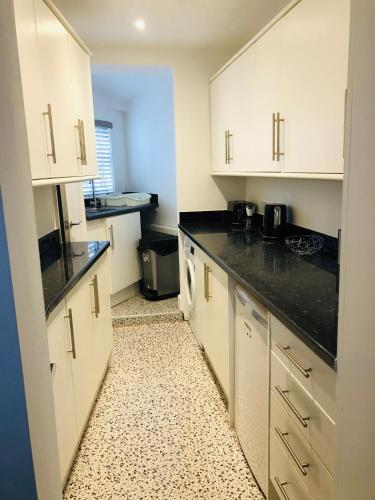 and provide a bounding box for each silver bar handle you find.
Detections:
[43,104,56,164]
[275,427,310,476]
[276,343,312,378]
[90,274,100,318]
[274,477,290,500]
[276,112,285,161]
[109,224,115,249]
[225,130,228,164]
[275,385,310,428]
[272,113,277,161]
[227,130,233,163]
[65,309,76,359]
